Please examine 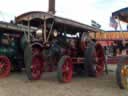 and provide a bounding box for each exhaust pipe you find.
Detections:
[48,0,56,14]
